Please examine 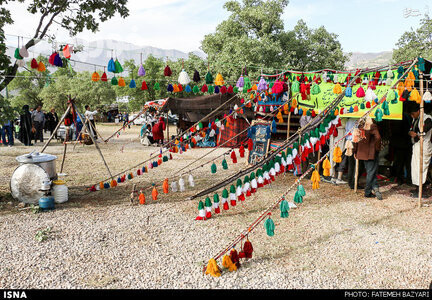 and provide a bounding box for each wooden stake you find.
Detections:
[40,104,71,153]
[419,71,424,208]
[287,112,291,139]
[166,112,169,143]
[354,158,359,193]
[74,104,114,180]
[60,143,67,174]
